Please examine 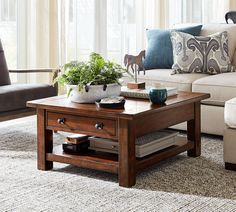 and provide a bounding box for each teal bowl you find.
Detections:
[149,88,167,104]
